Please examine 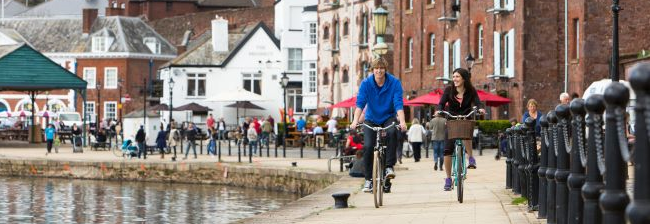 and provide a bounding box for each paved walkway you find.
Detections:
[0,142,539,223]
